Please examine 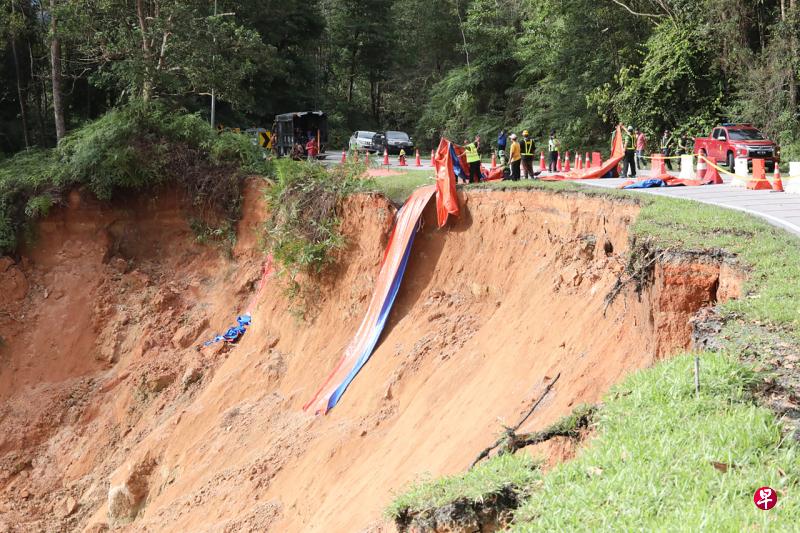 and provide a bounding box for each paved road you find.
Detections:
[574,171,800,238]
[319,152,799,237]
